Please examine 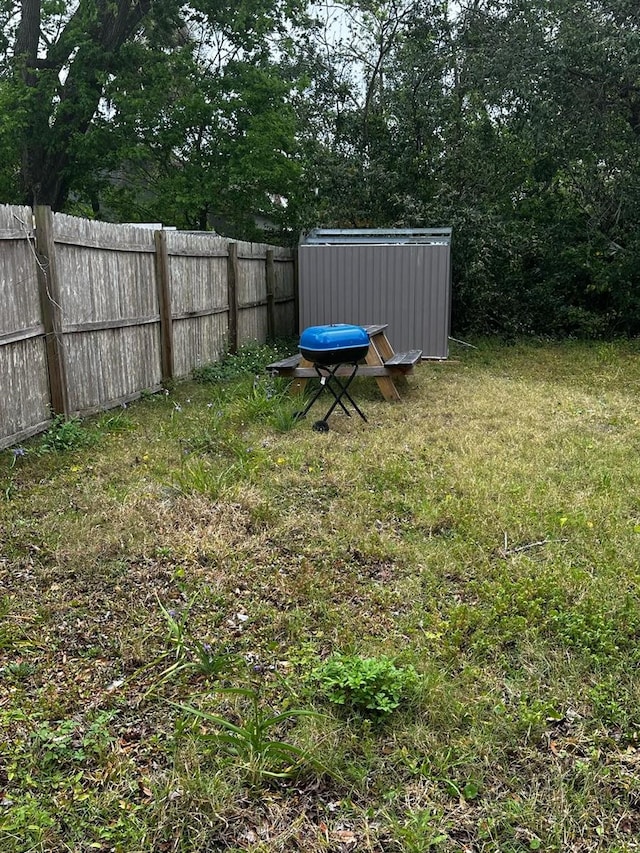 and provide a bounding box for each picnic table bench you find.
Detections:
[266,324,422,402]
